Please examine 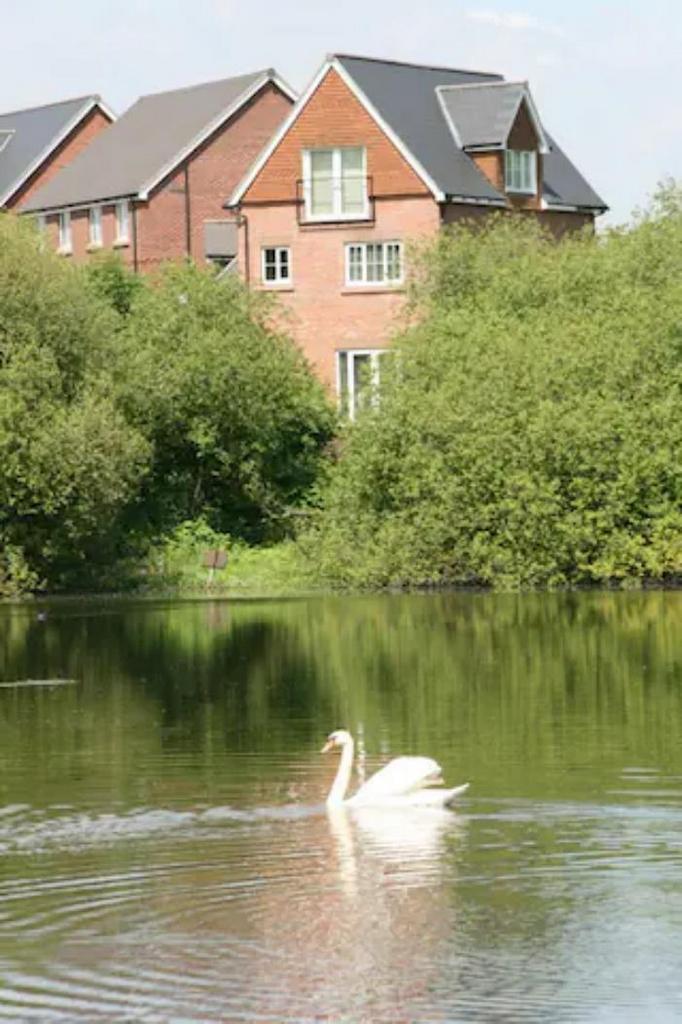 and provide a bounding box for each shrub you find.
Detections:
[0,215,148,591]
[113,263,335,544]
[309,186,682,588]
